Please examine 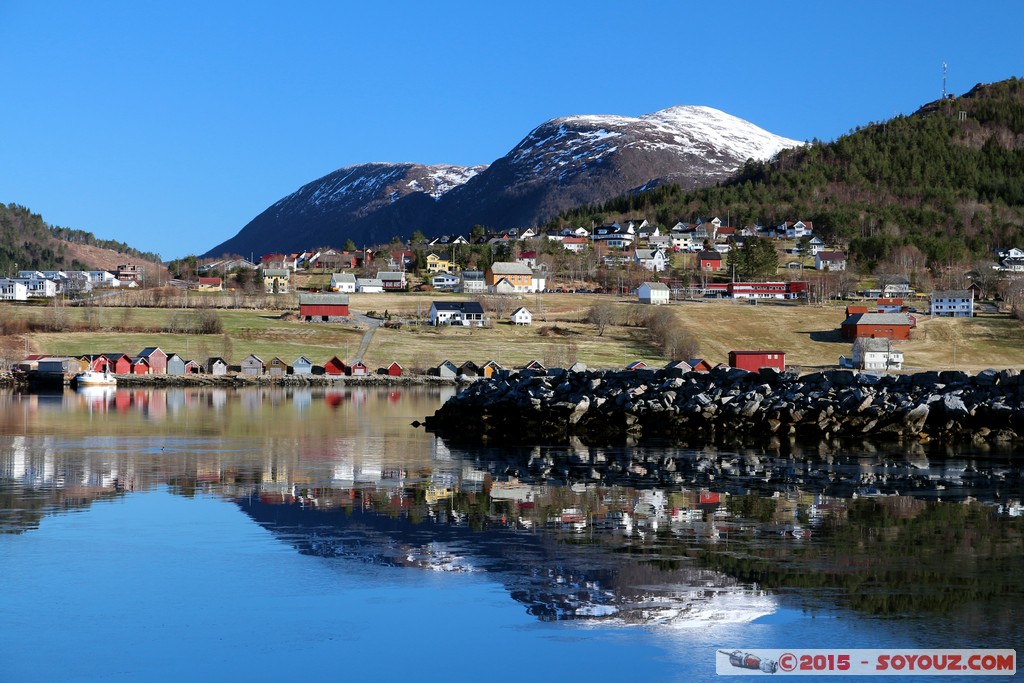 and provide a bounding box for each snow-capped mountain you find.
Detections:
[204,106,801,257]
